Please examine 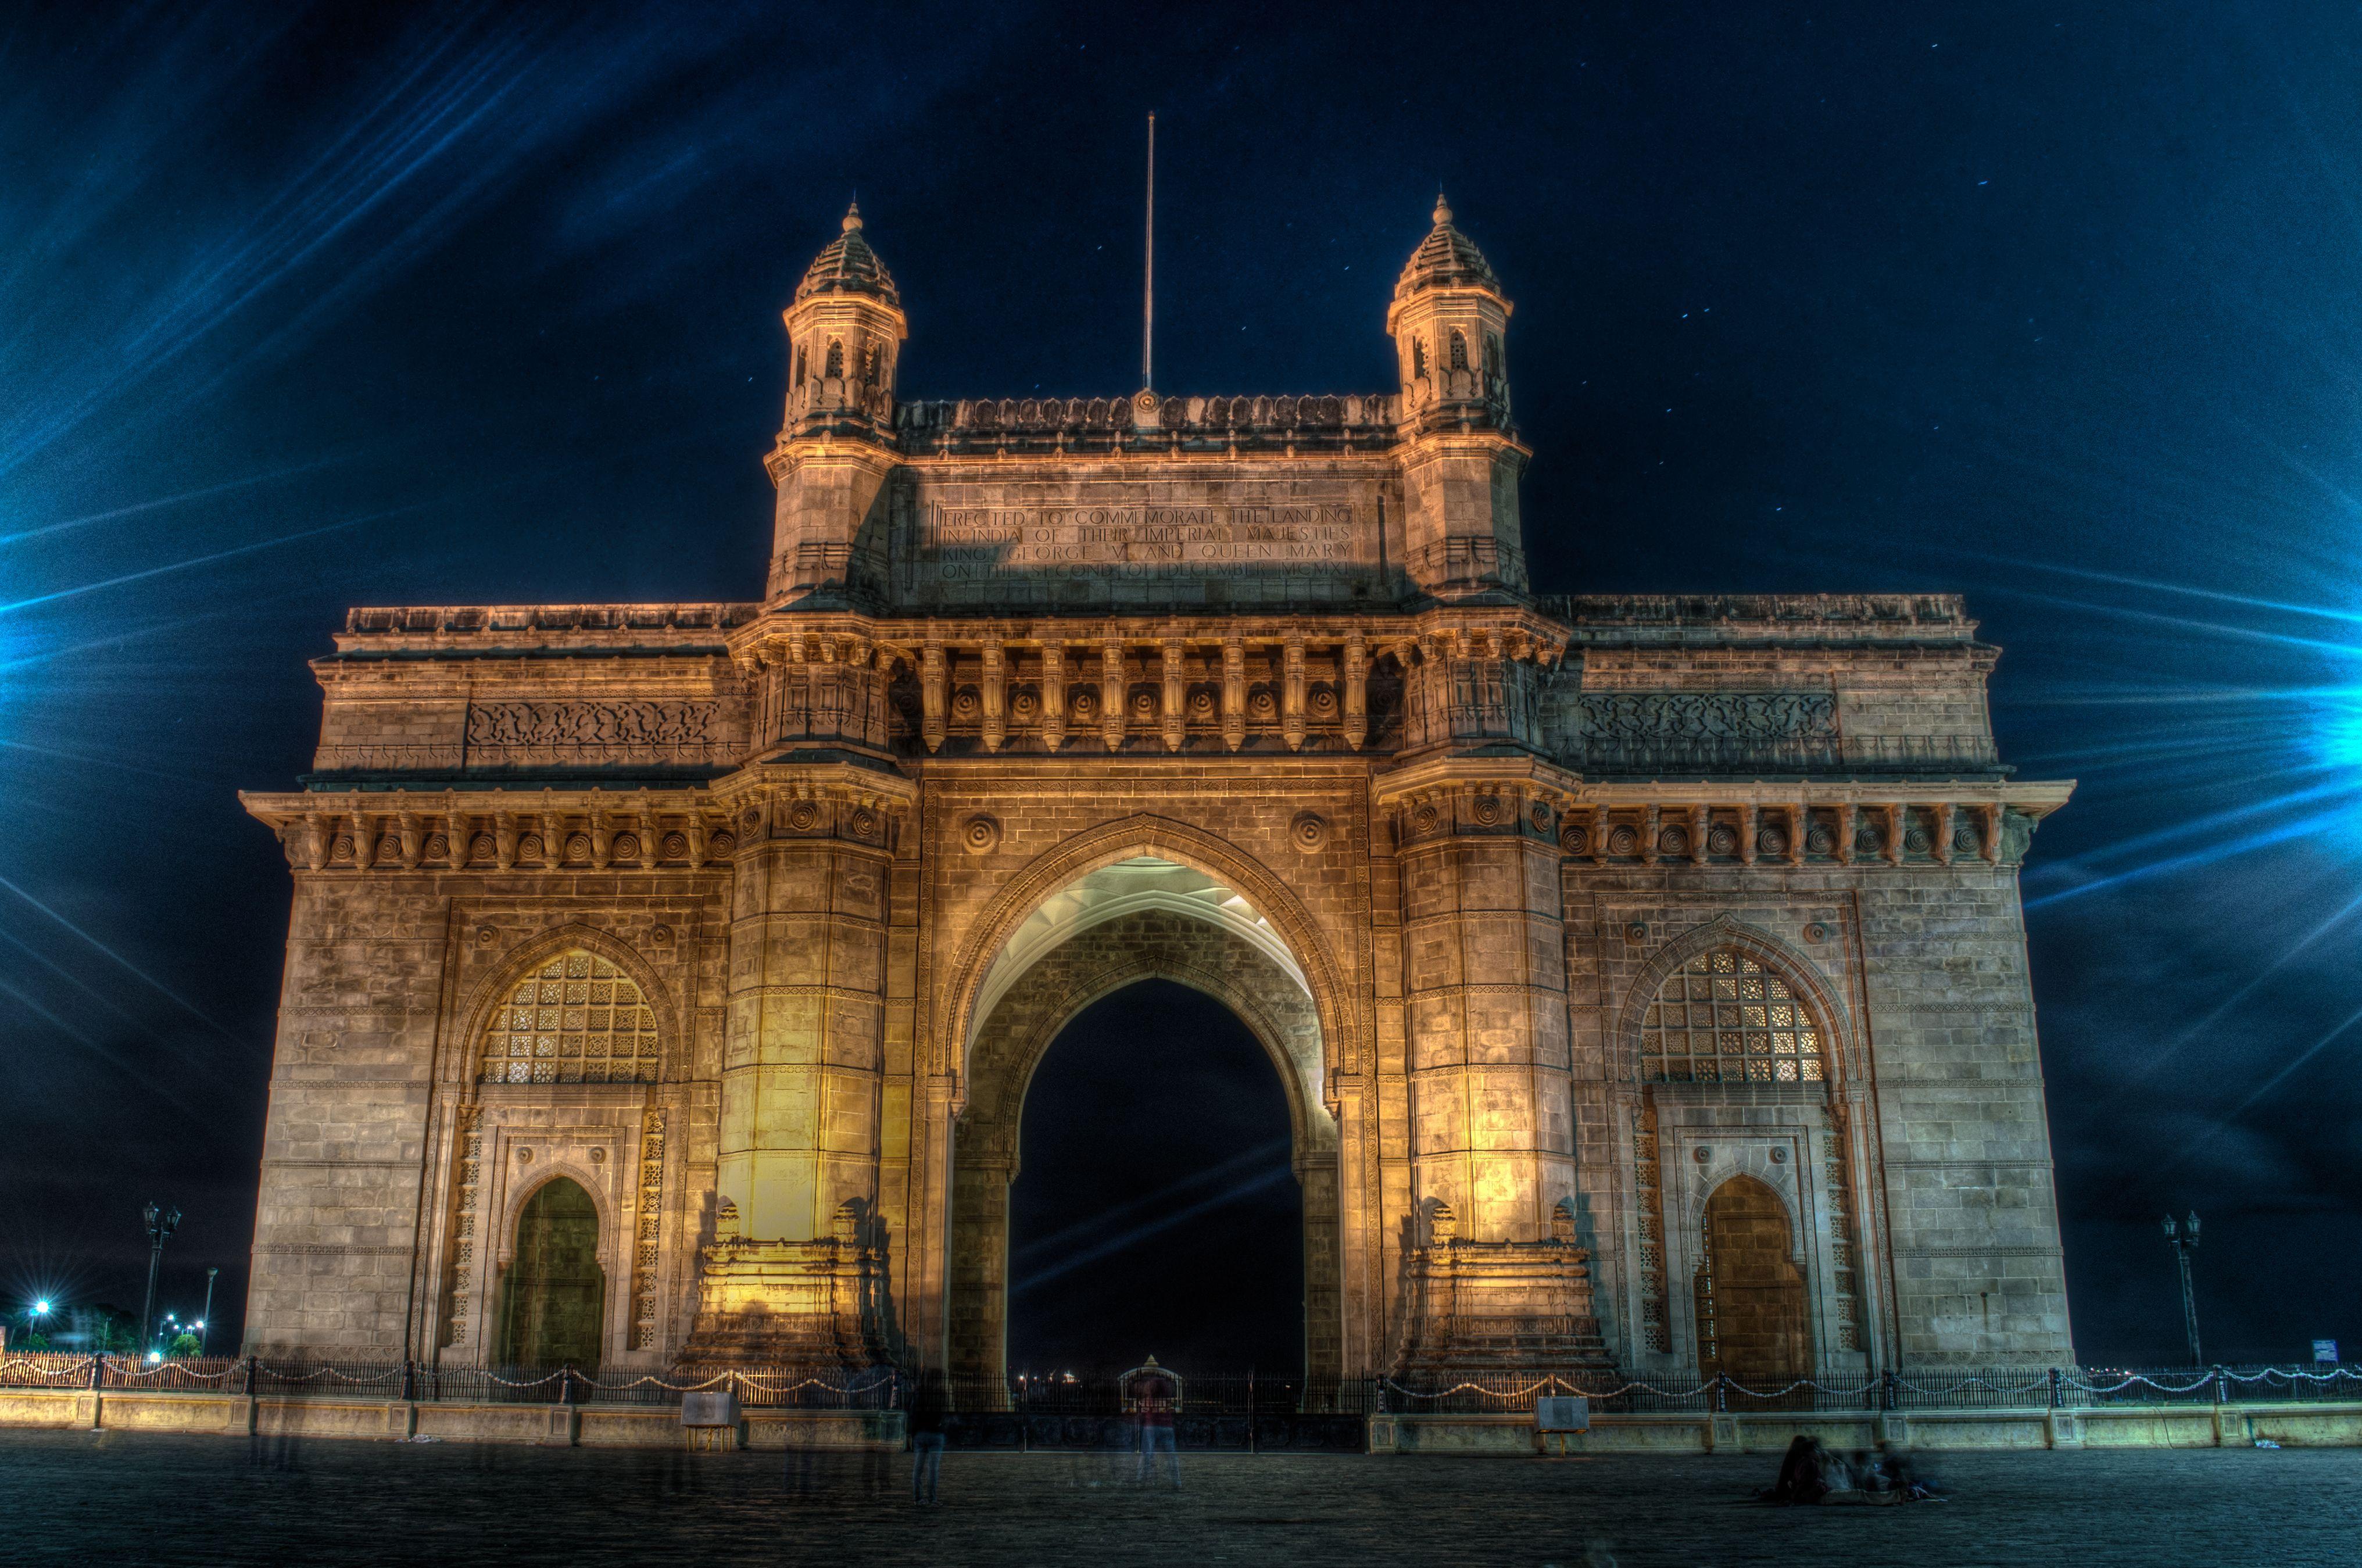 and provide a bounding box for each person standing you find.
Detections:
[907,1367,949,1505]
[1133,1365,1180,1489]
